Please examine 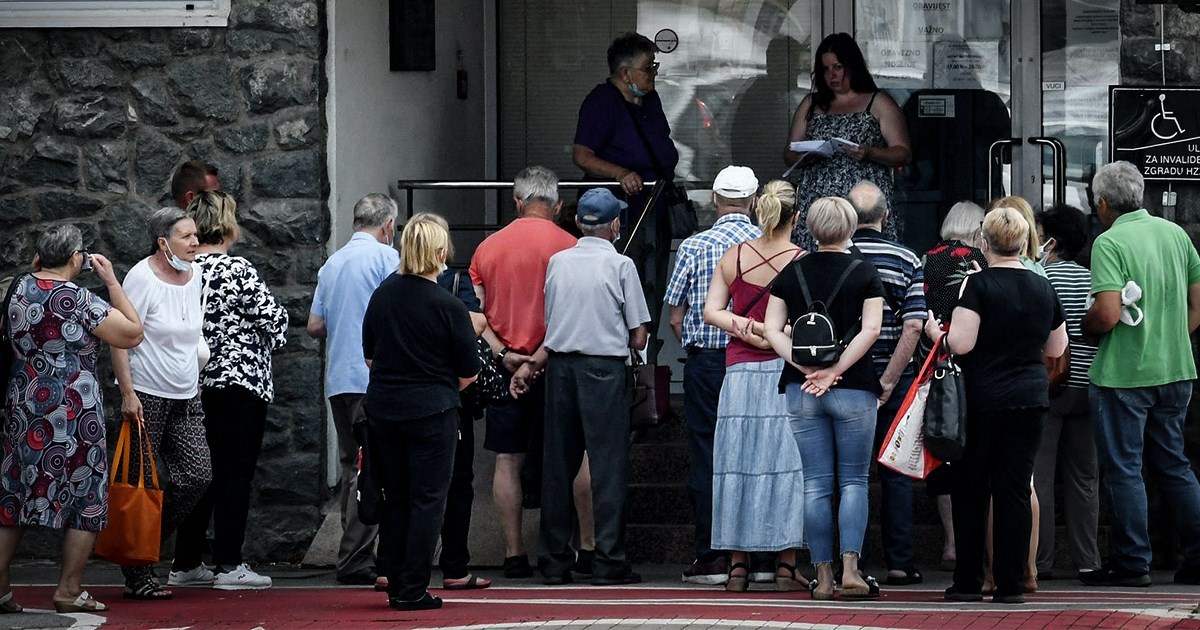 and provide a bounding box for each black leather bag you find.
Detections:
[663,182,698,238]
[923,344,967,462]
[0,274,28,402]
[629,350,669,431]
[789,260,861,367]
[352,419,381,526]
